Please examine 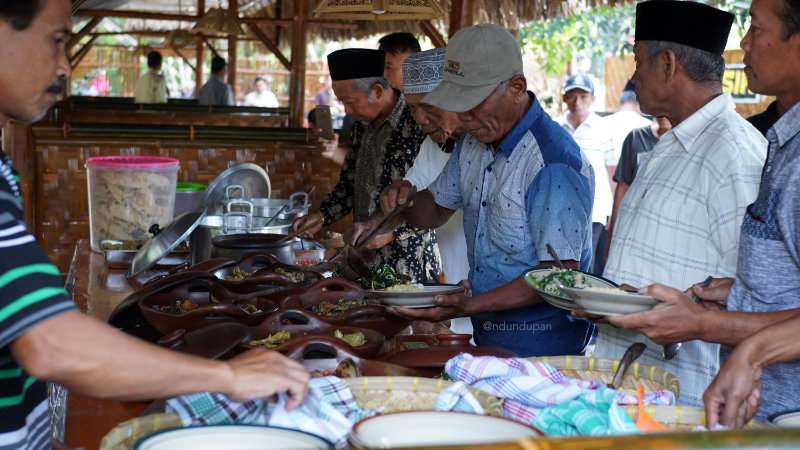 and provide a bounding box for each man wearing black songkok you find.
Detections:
[293,49,440,283]
[581,0,768,408]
